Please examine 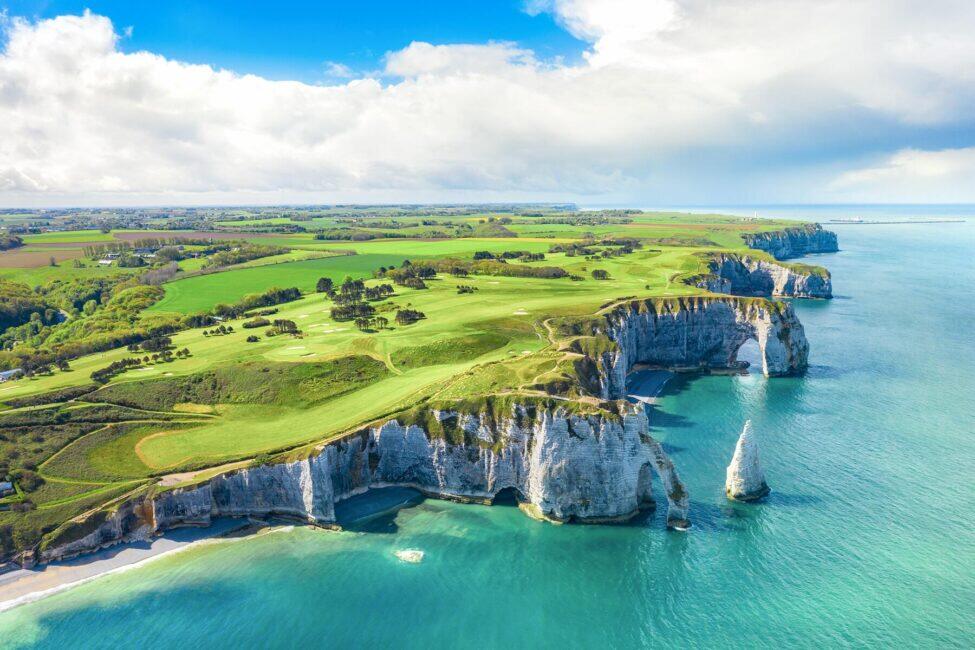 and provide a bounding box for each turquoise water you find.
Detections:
[2,221,973,648]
